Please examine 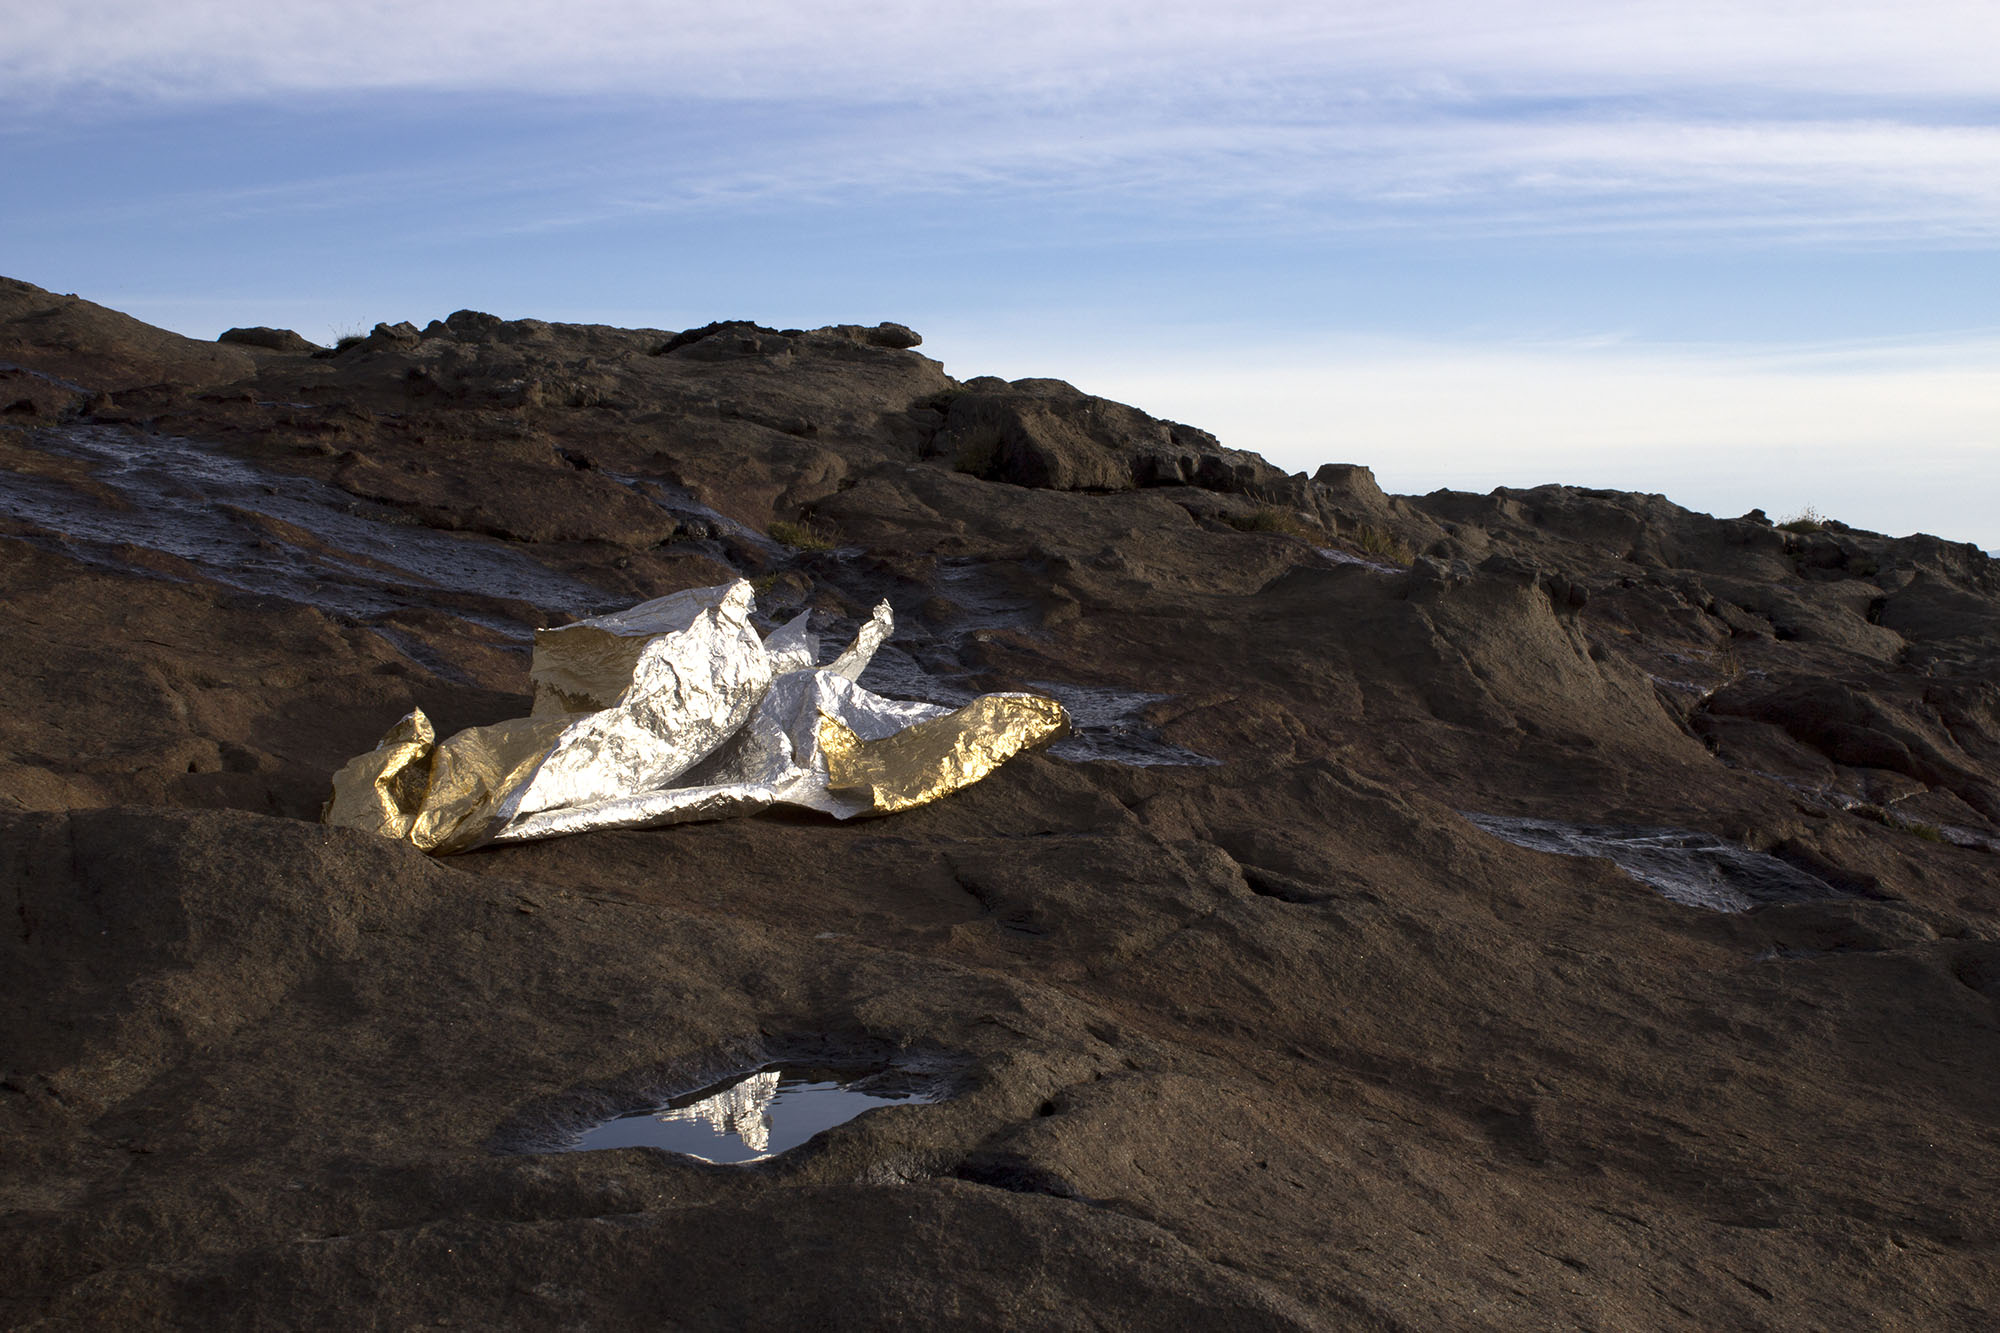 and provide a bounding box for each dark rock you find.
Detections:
[656,319,779,356]
[1312,461,1390,510]
[444,308,505,338]
[824,321,922,349]
[1880,571,2000,644]
[937,377,1287,499]
[0,274,257,389]
[217,325,320,353]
